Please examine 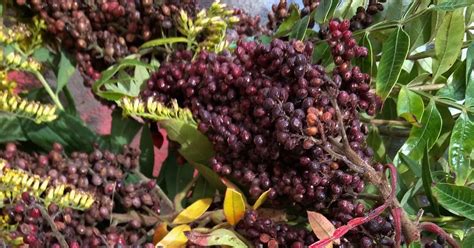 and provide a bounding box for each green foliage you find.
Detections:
[432,184,474,220]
